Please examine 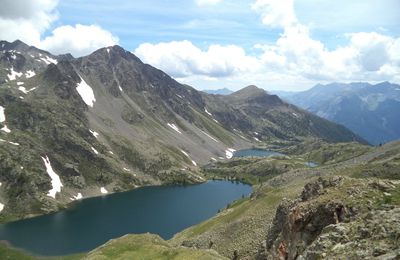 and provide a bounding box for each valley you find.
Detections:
[0,40,362,224]
[0,40,399,260]
[0,140,398,259]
